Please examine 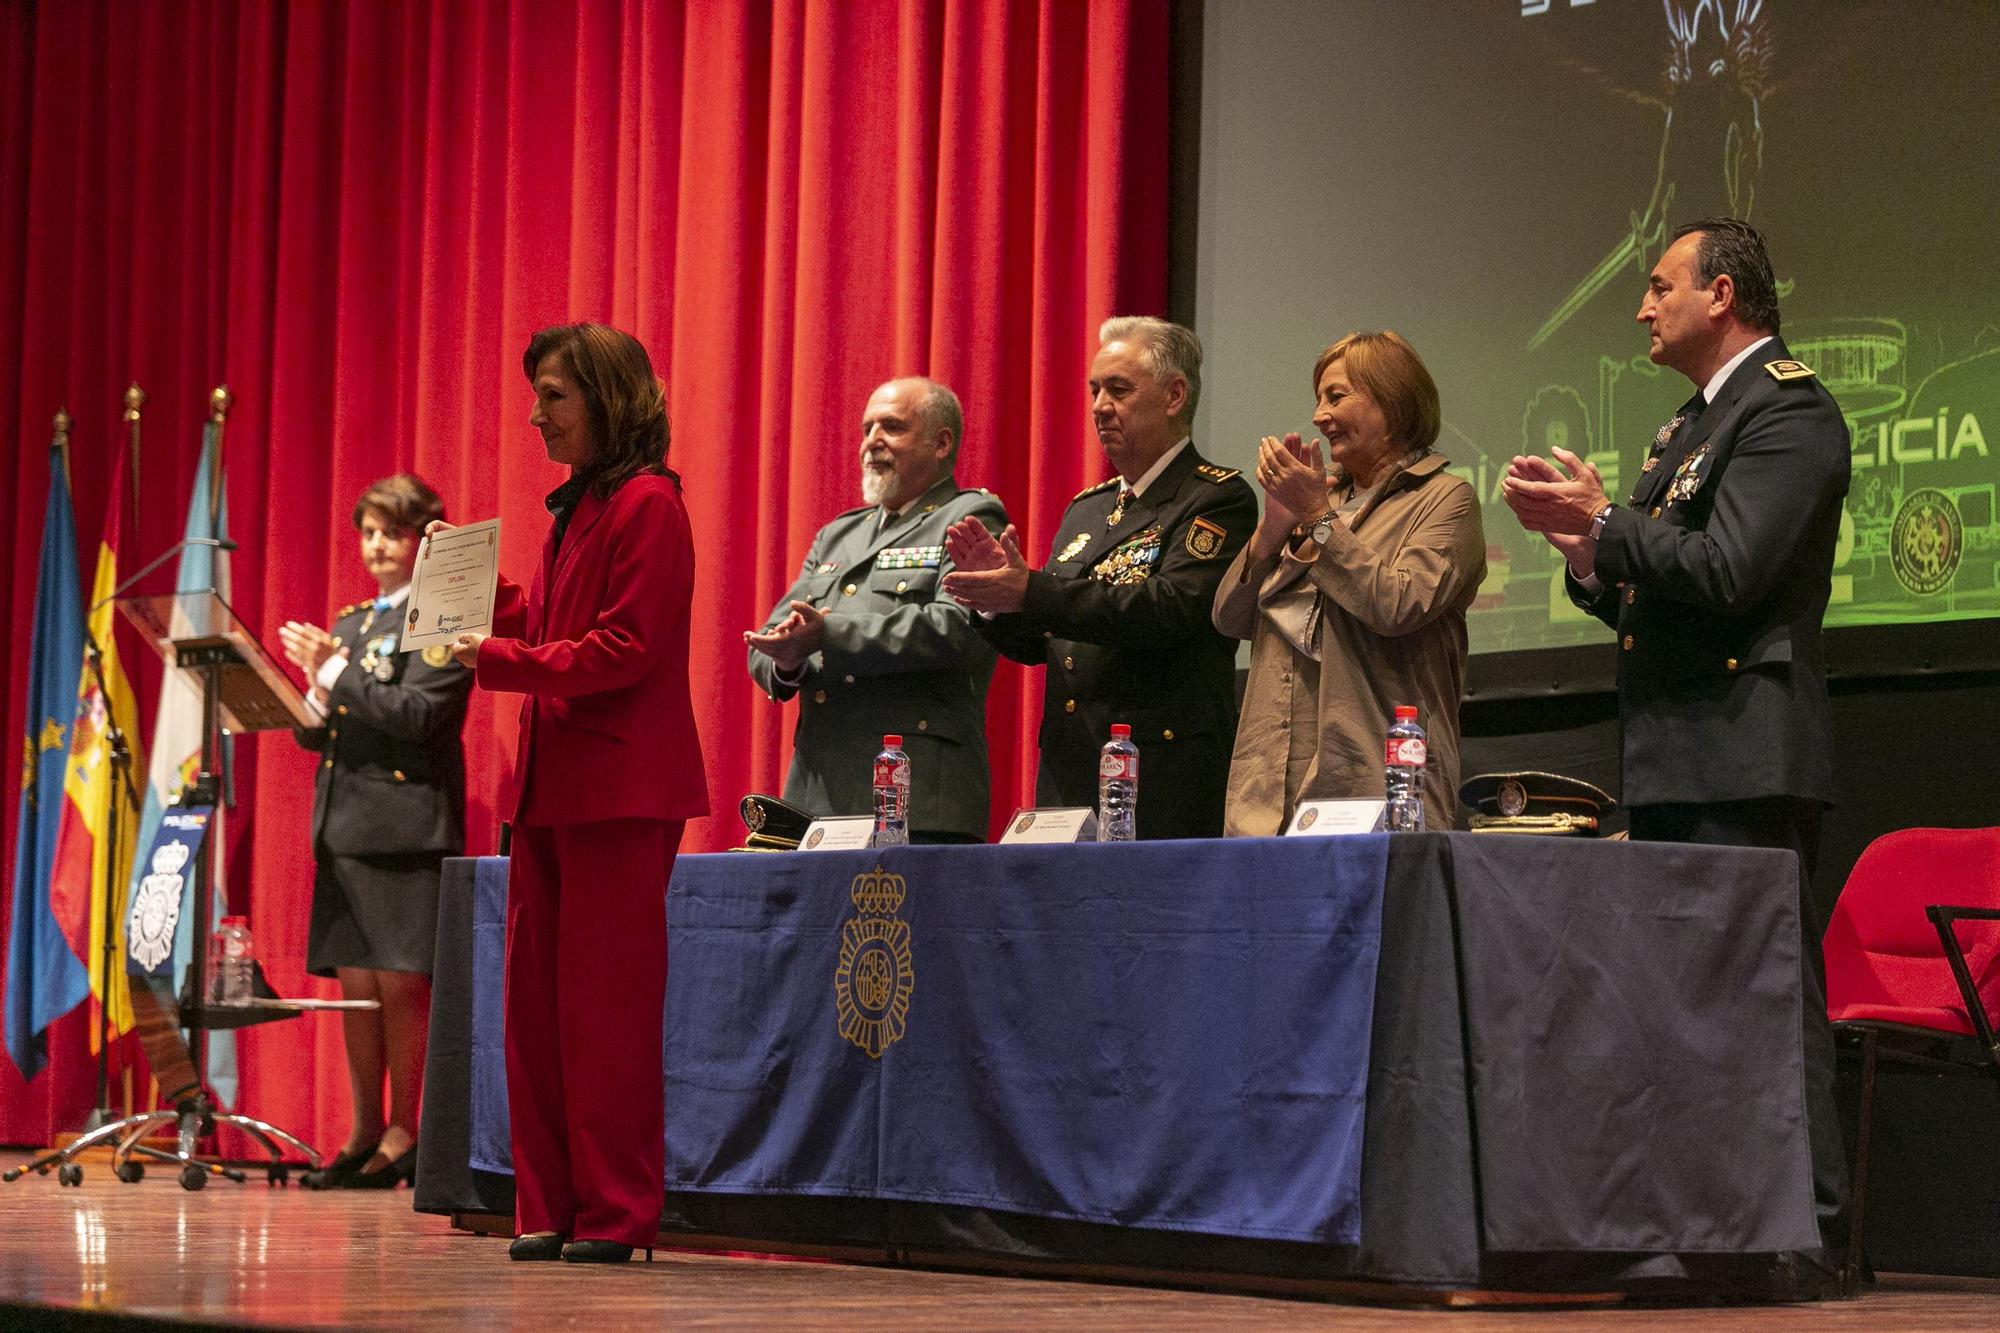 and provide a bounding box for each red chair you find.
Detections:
[1823,826,2000,1292]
